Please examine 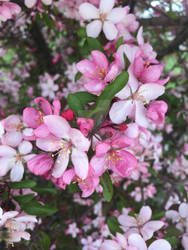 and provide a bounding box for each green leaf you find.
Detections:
[40,231,51,250]
[10,180,37,189]
[87,37,104,52]
[107,216,123,235]
[101,172,113,202]
[166,226,182,237]
[13,194,35,204]
[78,28,87,38]
[43,13,55,29]
[165,236,178,247]
[151,211,165,220]
[116,36,123,50]
[123,53,130,70]
[74,72,82,82]
[32,186,57,194]
[22,201,57,216]
[67,92,97,115]
[148,167,158,177]
[177,183,188,201]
